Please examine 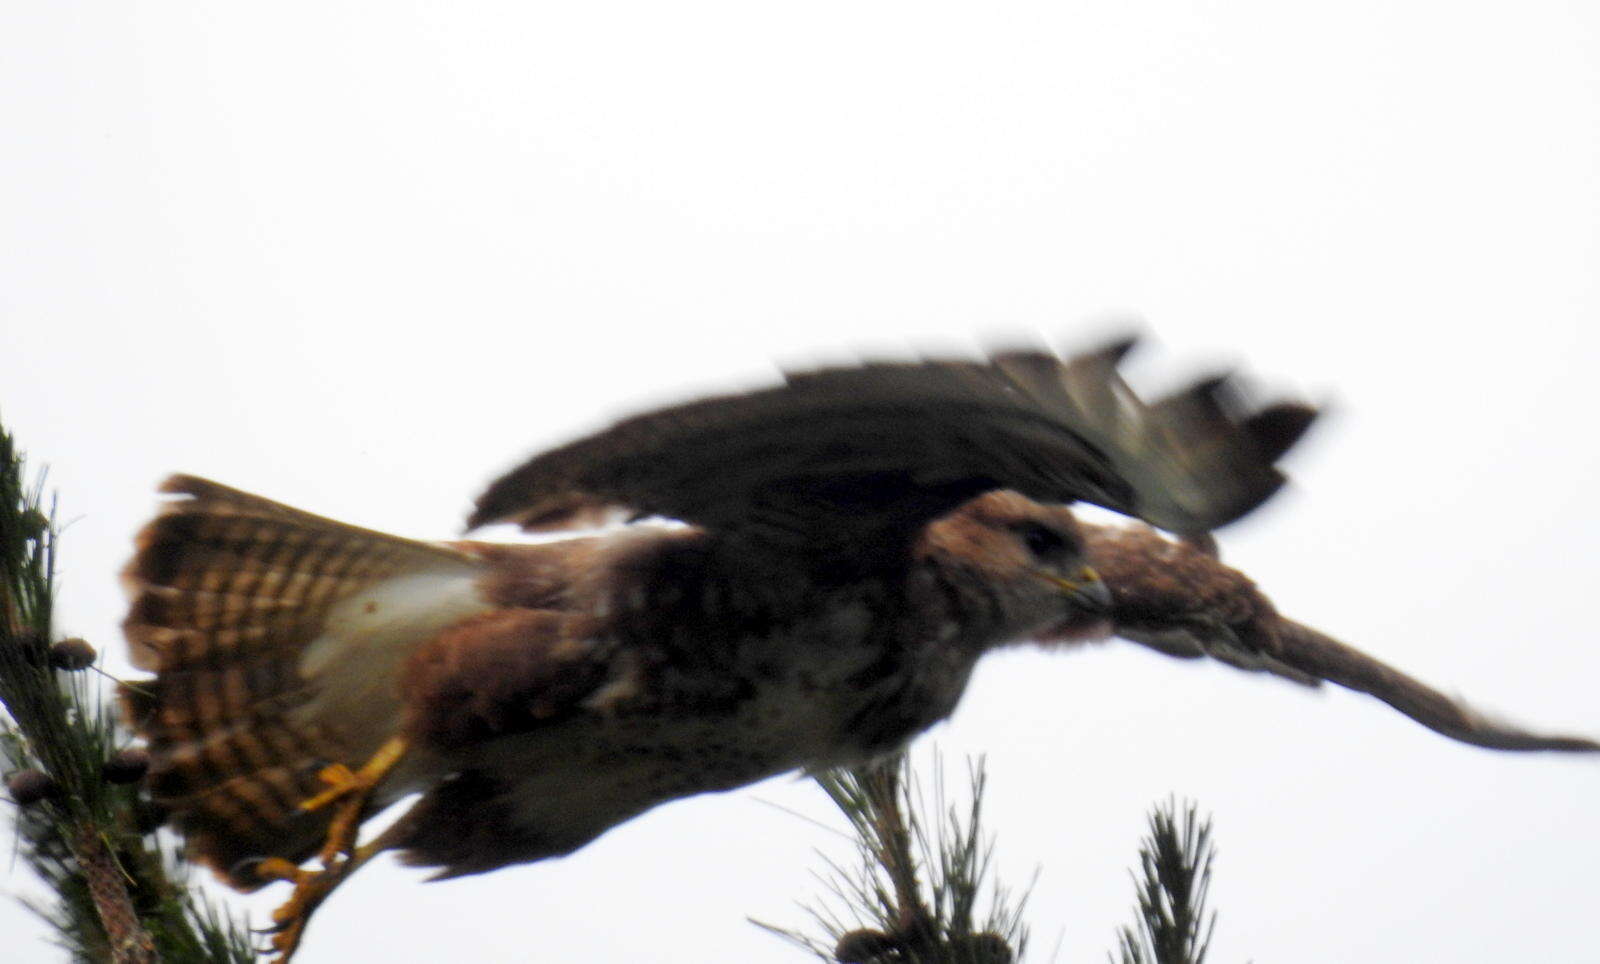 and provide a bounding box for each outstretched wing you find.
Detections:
[1073,522,1599,752]
[468,337,1316,565]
